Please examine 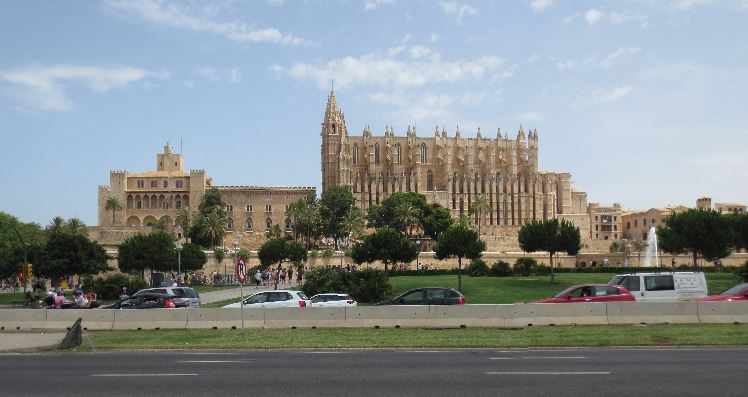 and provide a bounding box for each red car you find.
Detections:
[534,284,636,303]
[699,283,748,302]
